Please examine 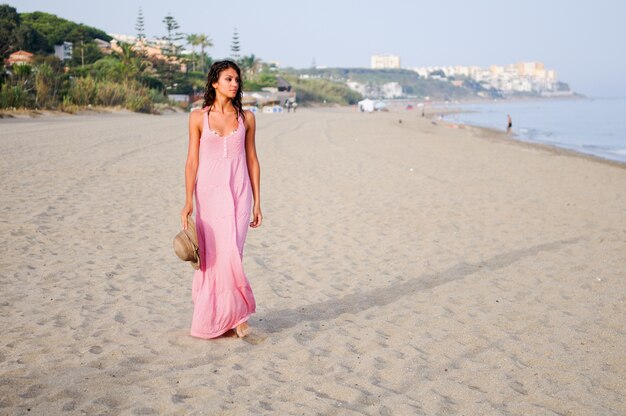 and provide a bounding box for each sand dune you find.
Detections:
[1,108,624,414]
